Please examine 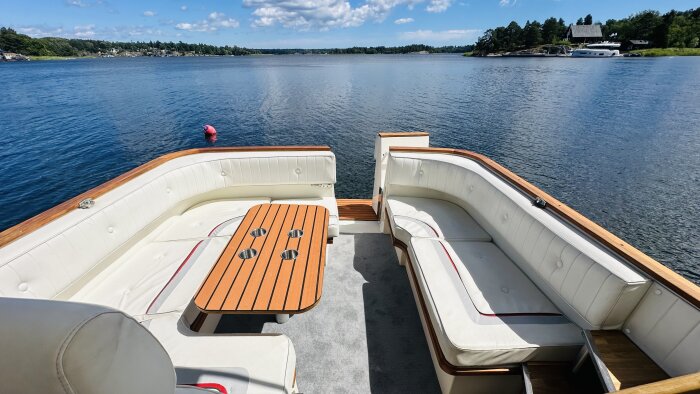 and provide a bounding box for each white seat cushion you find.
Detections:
[449,241,560,315]
[409,237,583,366]
[271,197,339,237]
[71,237,229,316]
[386,196,491,245]
[155,198,271,241]
[144,313,296,394]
